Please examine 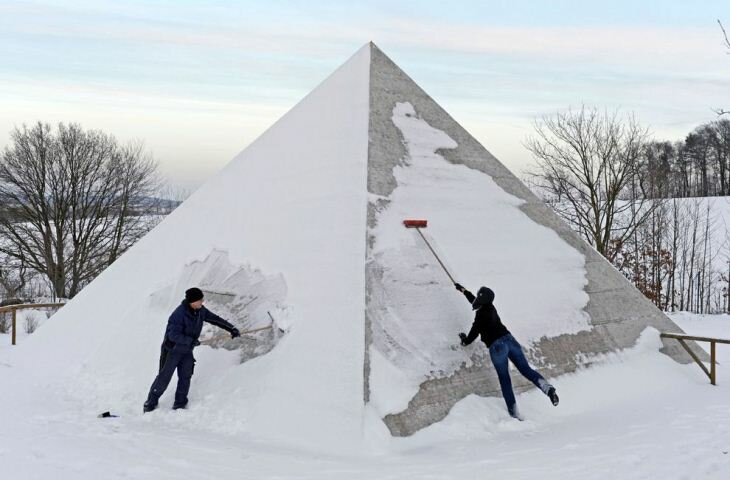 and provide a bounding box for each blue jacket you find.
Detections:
[164,301,235,352]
